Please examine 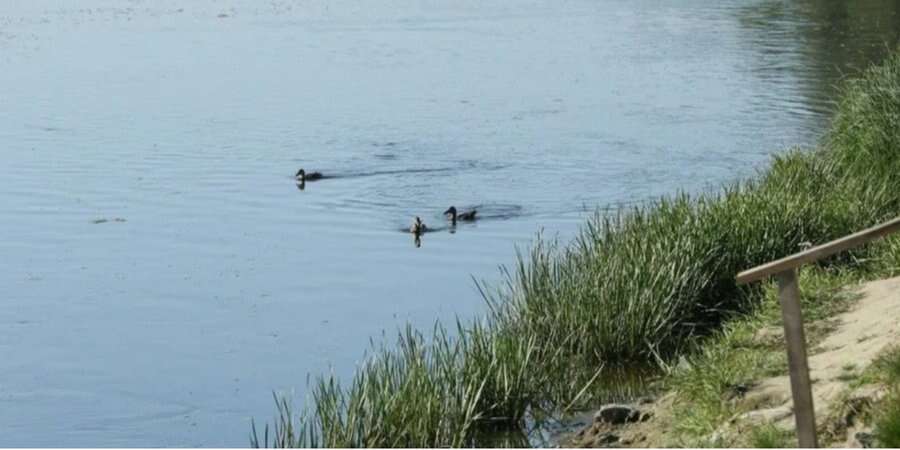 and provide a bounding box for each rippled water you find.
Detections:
[1,0,899,446]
